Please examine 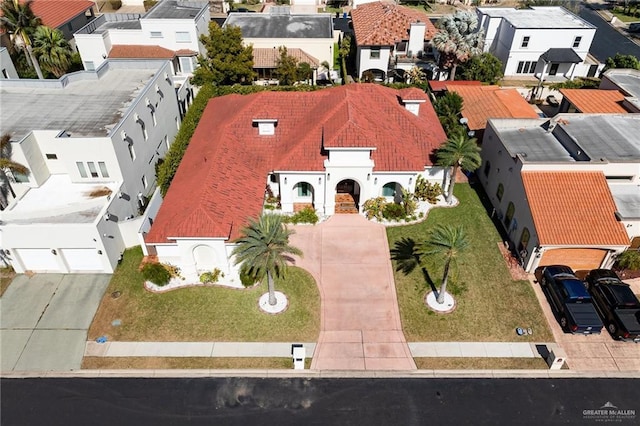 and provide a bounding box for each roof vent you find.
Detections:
[253,119,278,136]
